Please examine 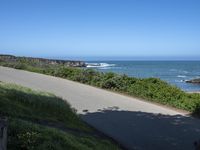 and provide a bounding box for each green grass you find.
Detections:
[0,82,121,150]
[8,119,119,150]
[1,59,200,116]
